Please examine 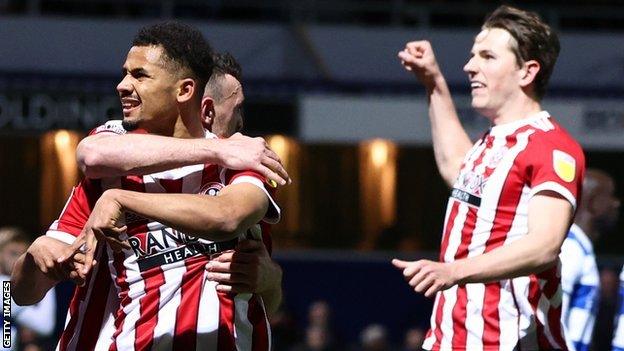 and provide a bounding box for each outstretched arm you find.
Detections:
[394,192,572,297]
[398,41,472,186]
[78,132,290,185]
